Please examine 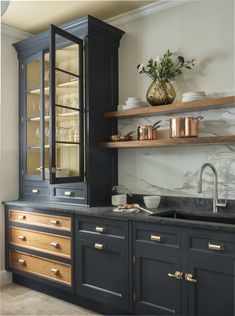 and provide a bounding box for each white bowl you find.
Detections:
[127,97,141,101]
[143,195,161,209]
